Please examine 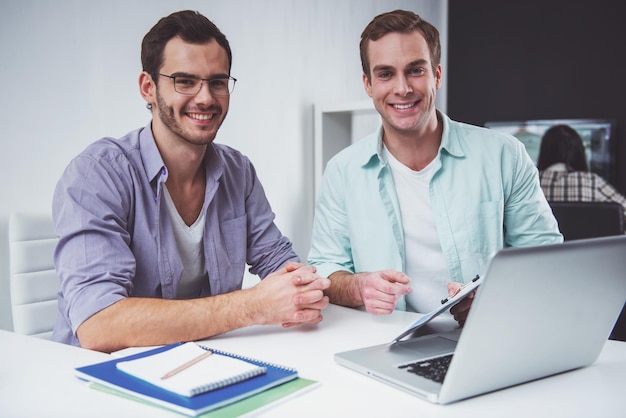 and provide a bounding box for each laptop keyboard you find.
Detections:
[398,354,453,383]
